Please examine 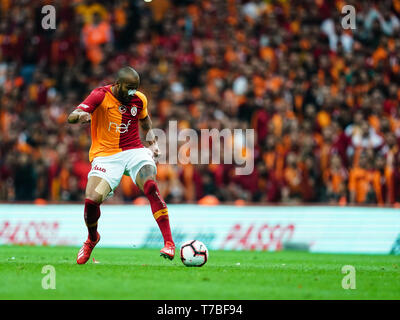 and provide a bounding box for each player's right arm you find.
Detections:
[67,87,106,124]
[67,109,91,124]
